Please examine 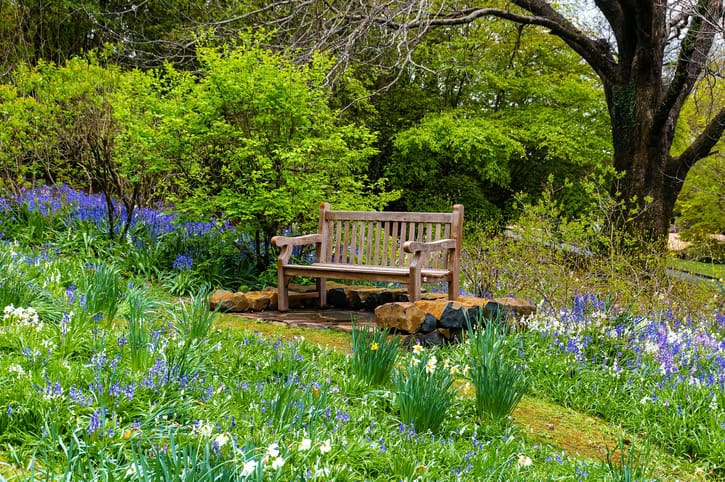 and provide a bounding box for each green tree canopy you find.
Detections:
[380,22,610,224]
